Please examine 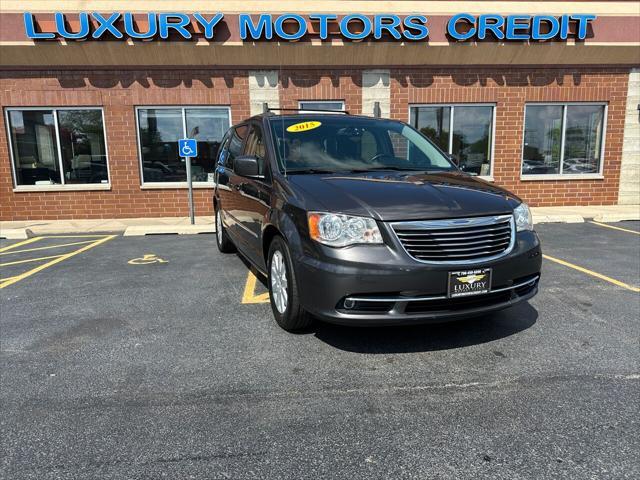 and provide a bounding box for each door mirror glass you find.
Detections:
[234,155,261,178]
